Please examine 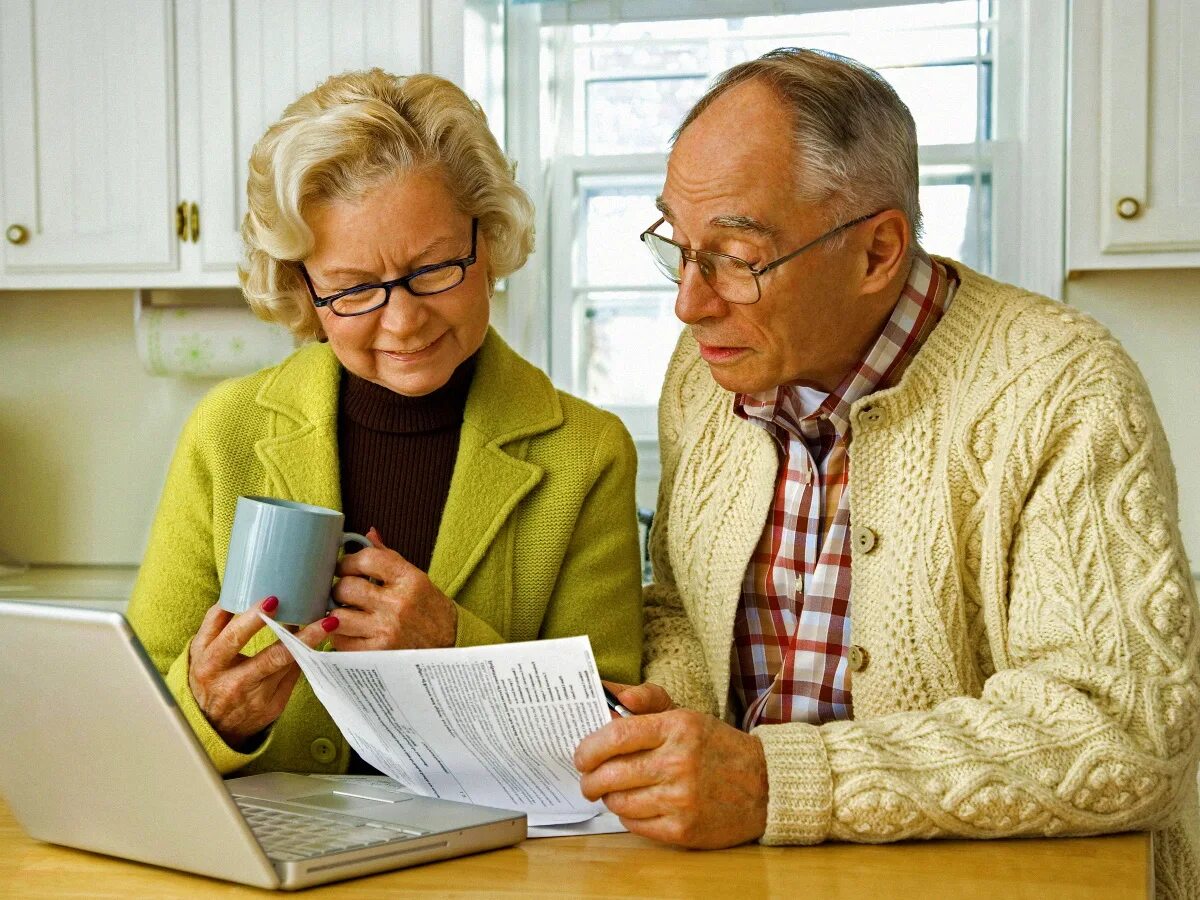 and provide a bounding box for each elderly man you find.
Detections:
[573,48,1200,896]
